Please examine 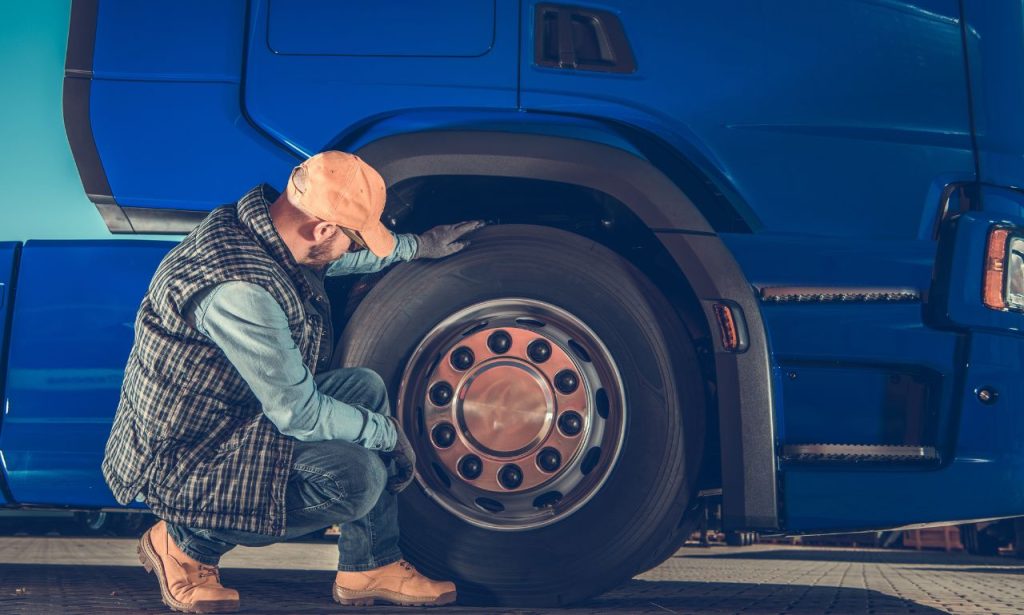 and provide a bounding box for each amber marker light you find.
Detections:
[712,300,753,349]
[983,227,1011,310]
